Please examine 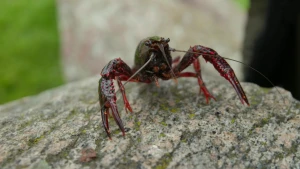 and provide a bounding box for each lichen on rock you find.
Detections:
[0,76,299,169]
